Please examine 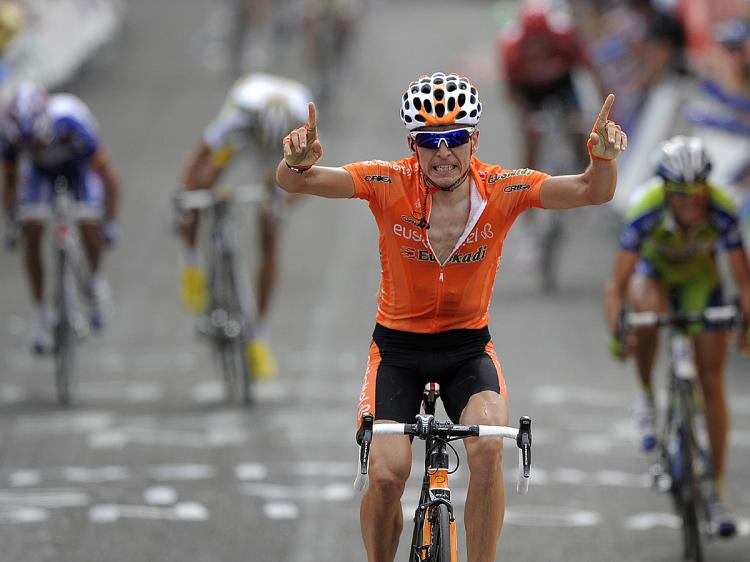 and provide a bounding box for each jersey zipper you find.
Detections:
[424,193,448,331]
